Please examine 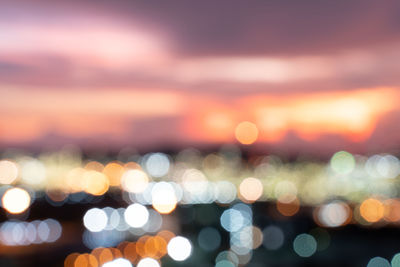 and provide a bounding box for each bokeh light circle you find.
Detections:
[360,198,384,223]
[215,260,236,267]
[137,257,160,267]
[151,182,177,214]
[330,151,355,174]
[0,160,18,184]
[124,203,149,228]
[391,253,400,267]
[2,187,31,214]
[263,225,284,250]
[239,177,263,202]
[293,233,317,257]
[103,258,133,267]
[235,121,258,145]
[145,153,170,177]
[167,236,192,261]
[83,208,108,232]
[367,257,390,267]
[122,169,149,193]
[220,209,245,232]
[197,227,221,251]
